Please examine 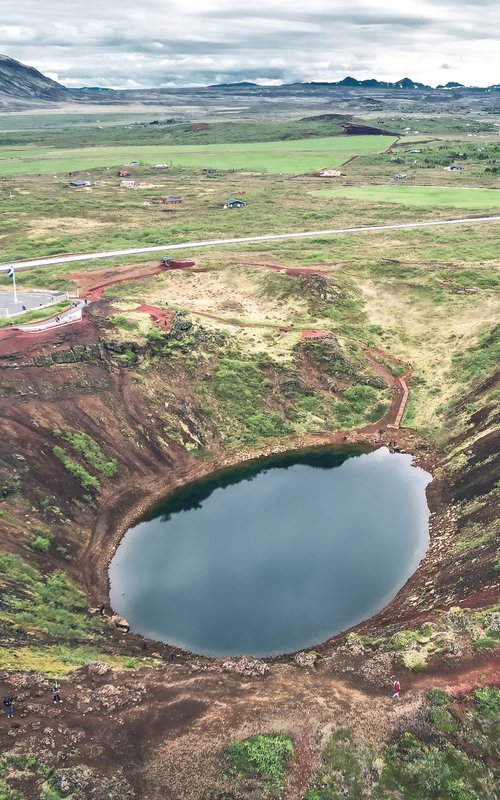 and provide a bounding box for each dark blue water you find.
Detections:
[109,447,431,656]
